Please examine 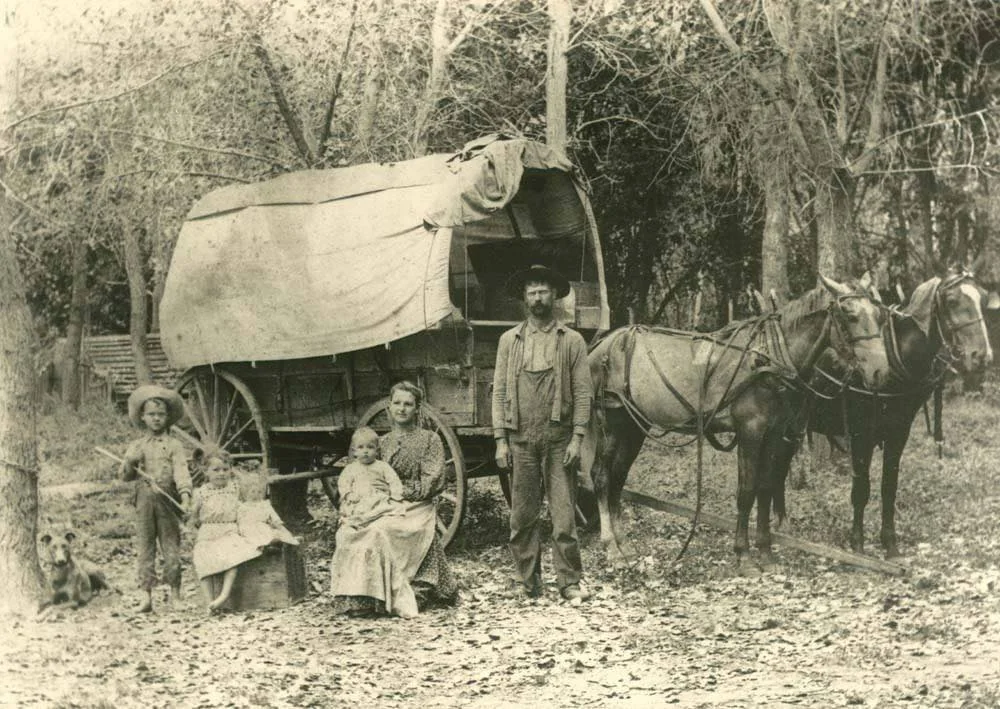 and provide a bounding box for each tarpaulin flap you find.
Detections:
[425,136,575,228]
[160,136,586,369]
[161,185,453,368]
[187,154,454,220]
